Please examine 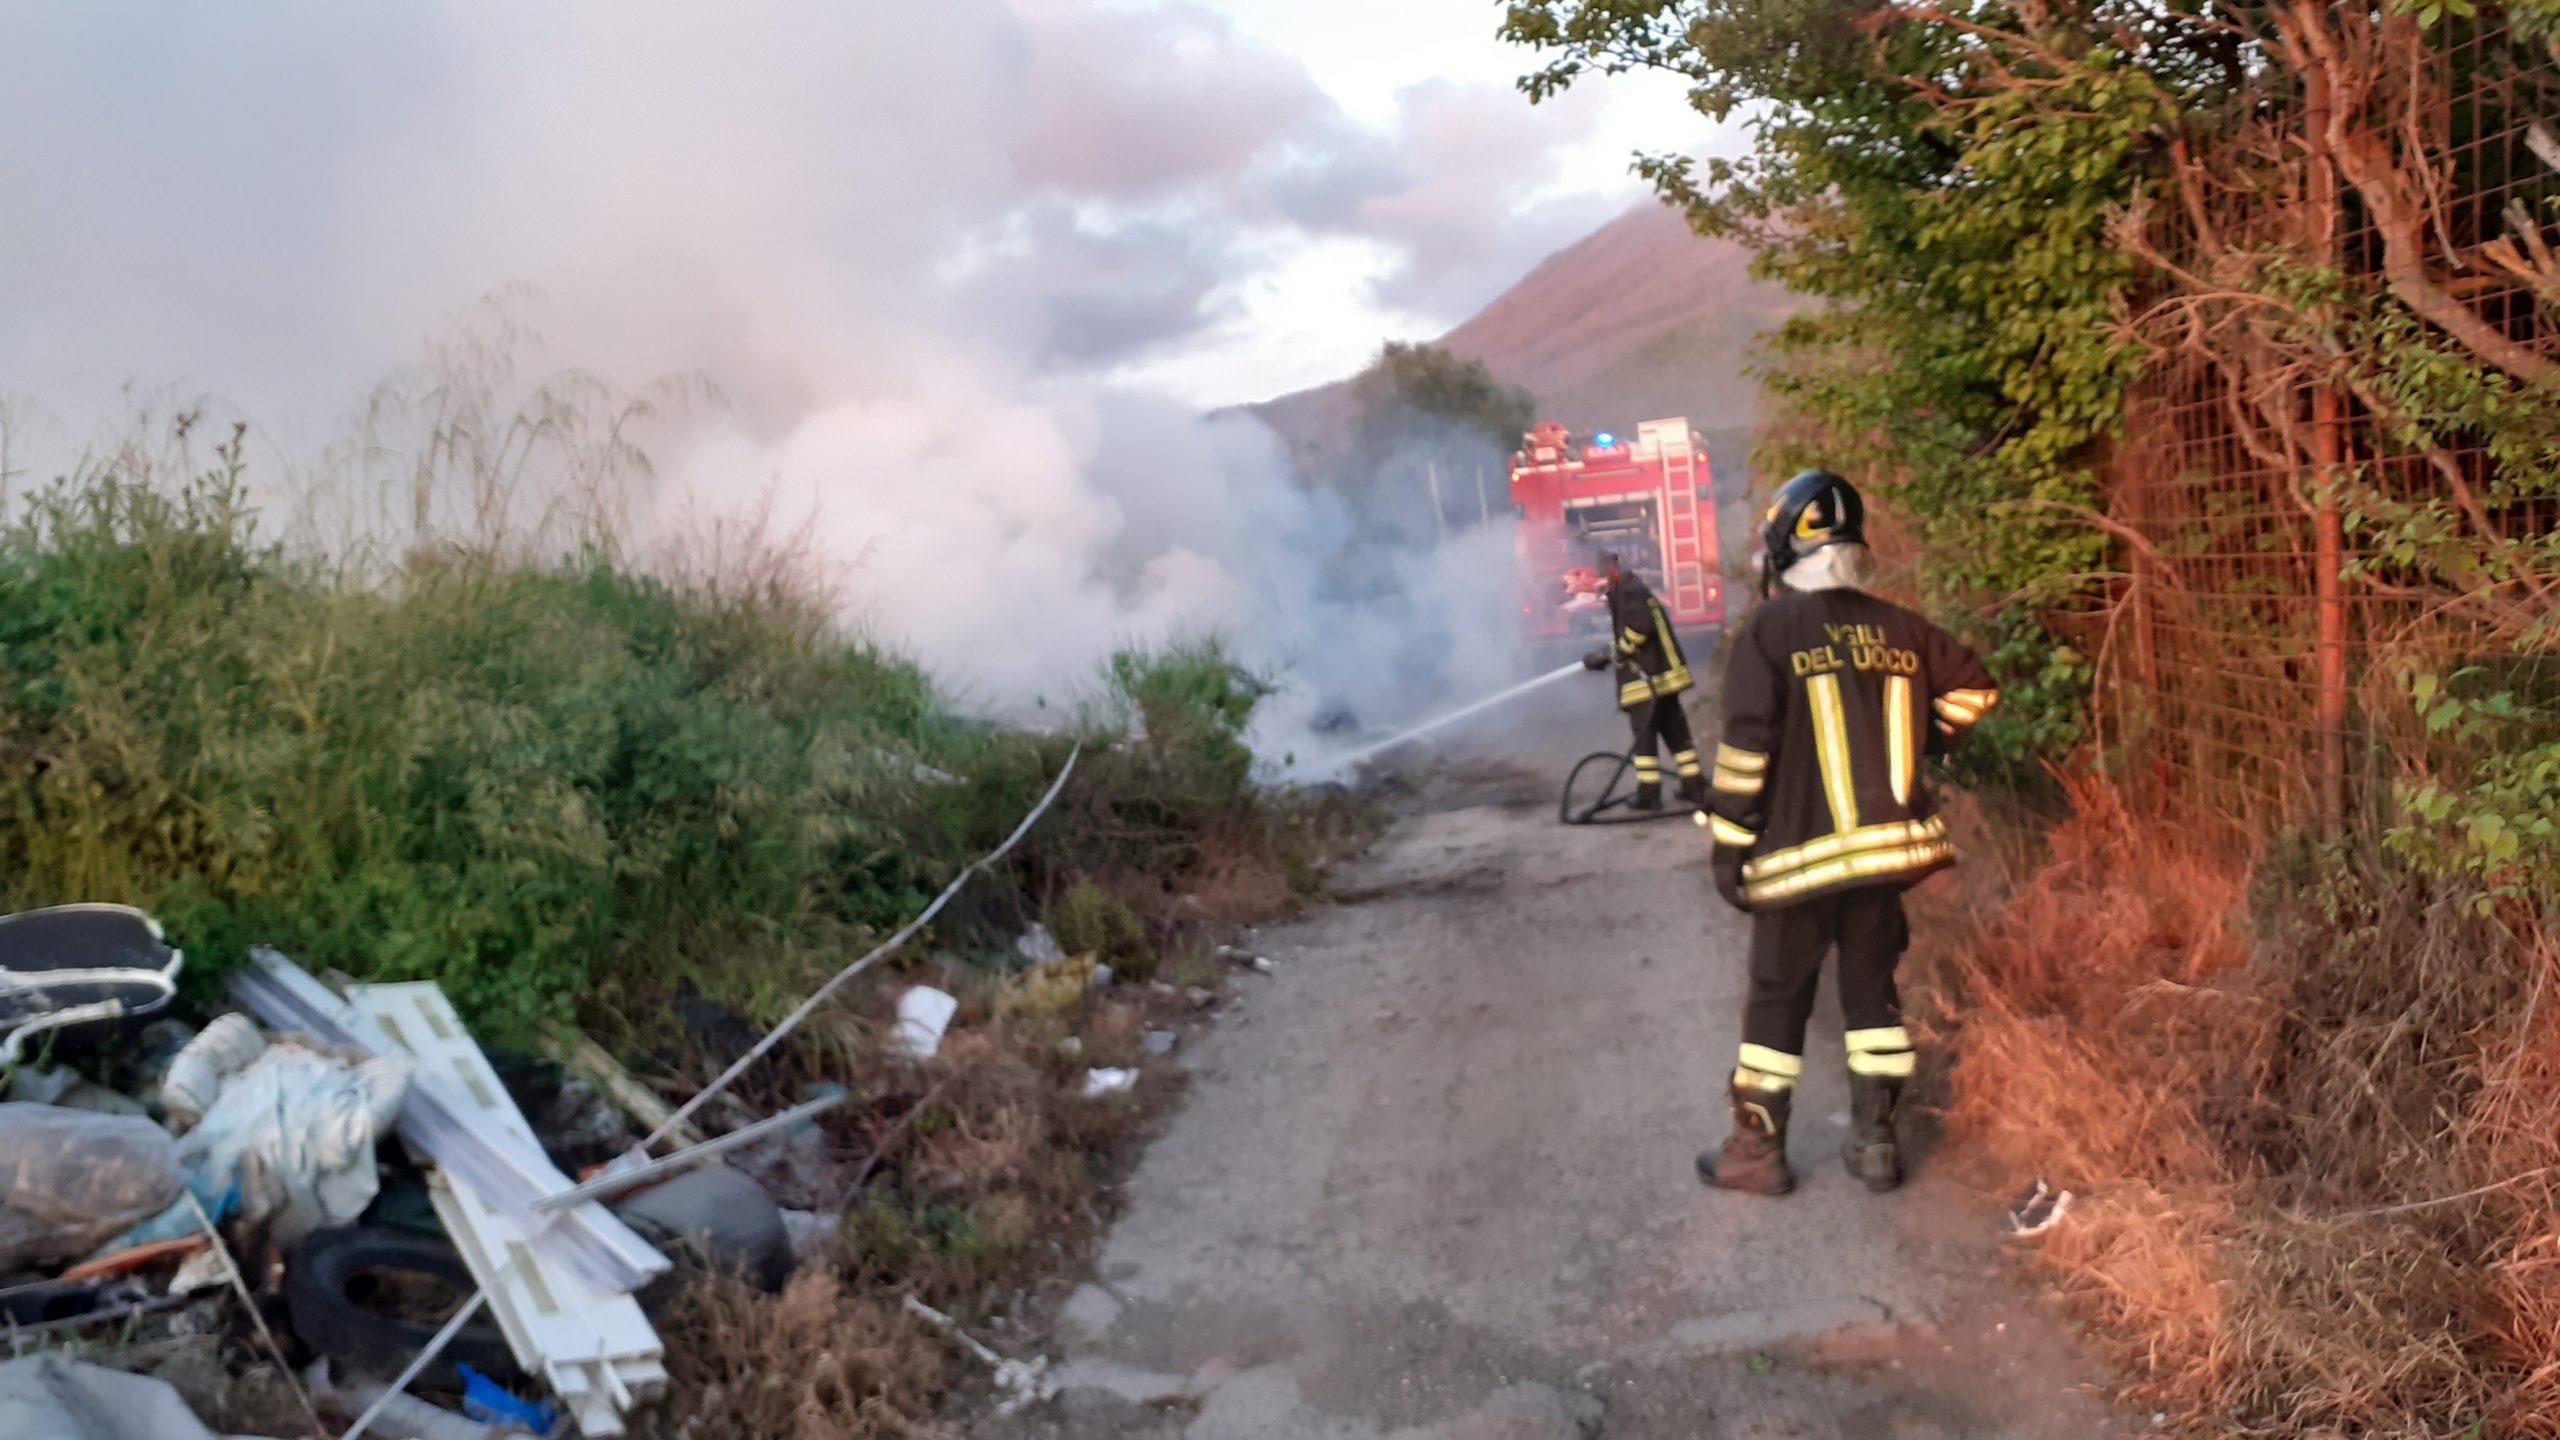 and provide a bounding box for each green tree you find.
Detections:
[1348,342,1536,458]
